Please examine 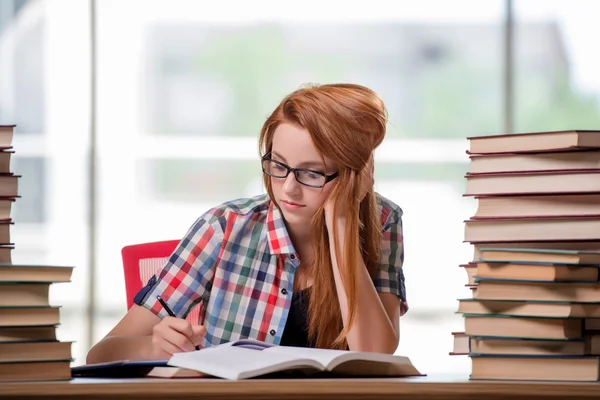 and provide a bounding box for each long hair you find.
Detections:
[258,83,387,349]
